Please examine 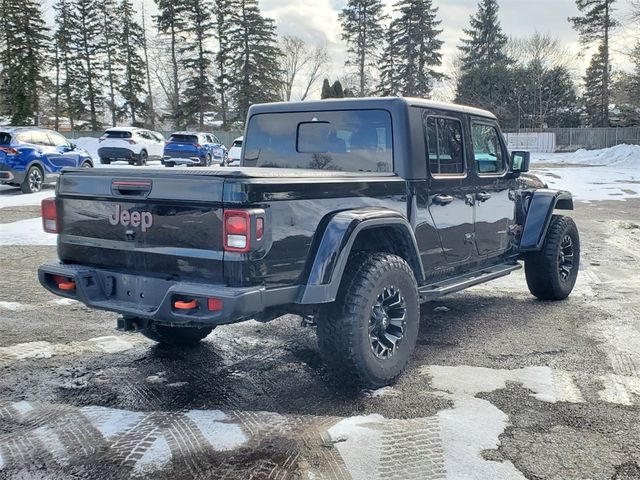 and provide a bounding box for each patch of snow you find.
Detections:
[146,375,167,384]
[0,341,55,360]
[327,415,384,480]
[362,386,398,398]
[166,382,189,388]
[12,401,34,416]
[184,410,248,451]
[33,426,68,465]
[424,365,584,403]
[50,298,78,306]
[597,374,640,406]
[81,406,145,440]
[132,436,172,475]
[0,451,3,470]
[0,301,30,311]
[83,336,138,354]
[0,186,54,208]
[0,217,56,245]
[434,306,451,312]
[438,397,525,480]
